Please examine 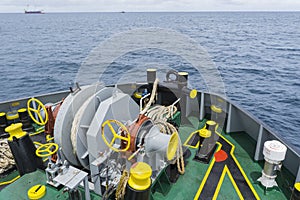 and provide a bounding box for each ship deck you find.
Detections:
[156,117,294,200]
[0,117,294,200]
